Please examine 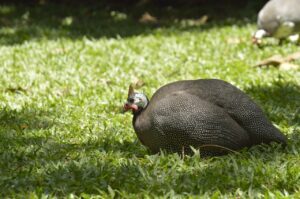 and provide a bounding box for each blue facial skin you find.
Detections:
[127,92,148,110]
